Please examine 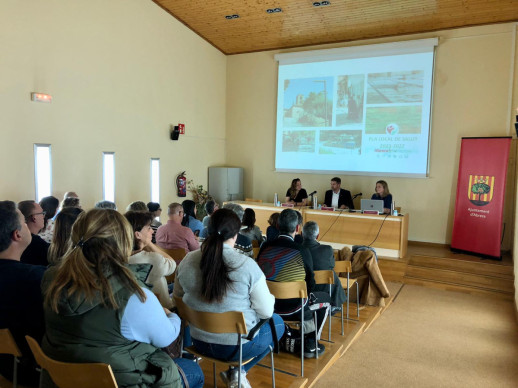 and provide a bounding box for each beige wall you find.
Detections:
[0,0,227,218]
[226,24,517,246]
